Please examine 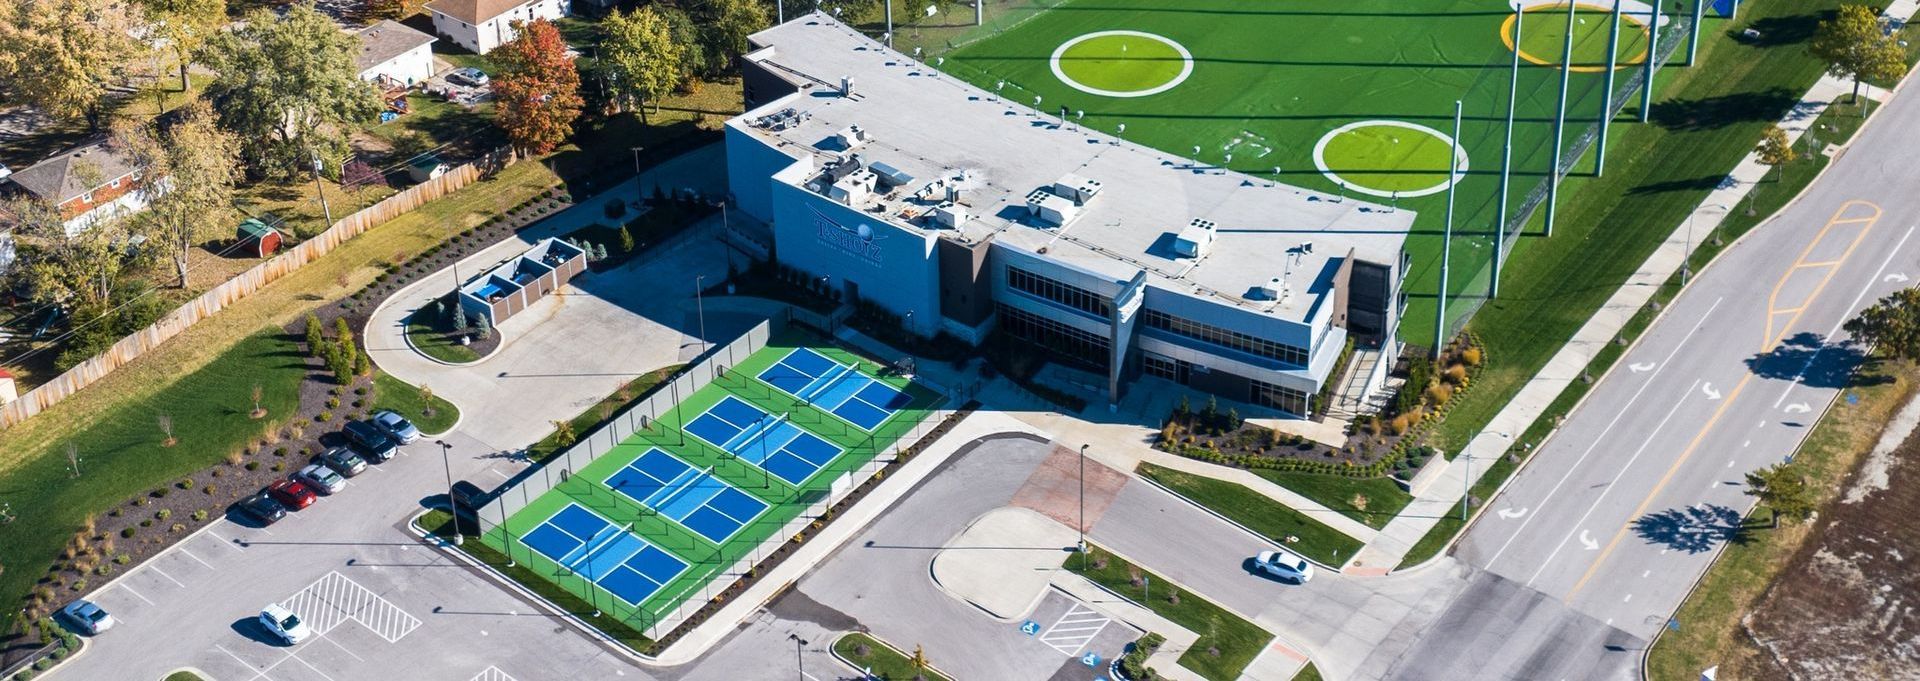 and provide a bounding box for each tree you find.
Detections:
[6,197,138,309]
[601,7,686,123]
[492,19,583,155]
[695,0,769,72]
[1754,124,1796,182]
[250,383,265,419]
[0,0,149,128]
[1845,288,1920,361]
[200,1,382,179]
[115,100,242,288]
[137,0,226,93]
[342,159,388,191]
[418,384,436,417]
[551,419,577,448]
[364,0,405,21]
[657,6,714,81]
[1744,462,1816,527]
[1810,4,1909,102]
[157,412,176,447]
[618,225,635,253]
